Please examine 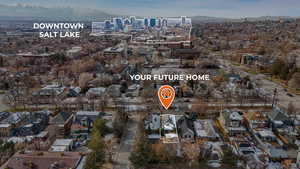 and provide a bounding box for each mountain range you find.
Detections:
[0,4,296,22]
